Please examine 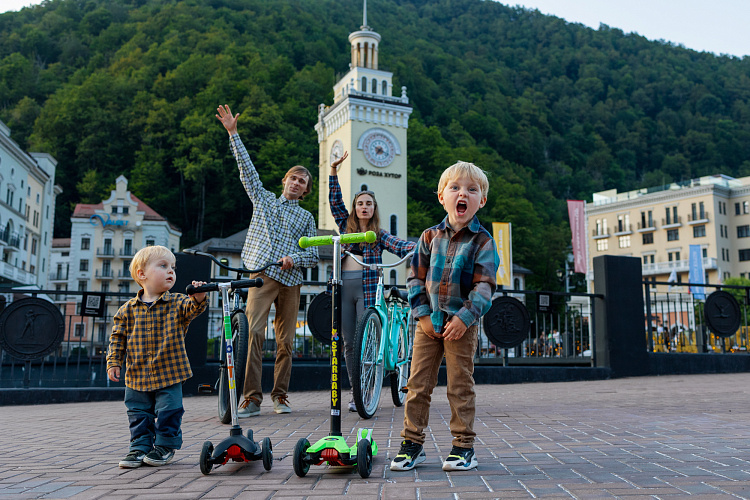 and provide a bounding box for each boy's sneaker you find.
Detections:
[390,440,426,471]
[238,396,261,418]
[442,445,478,471]
[273,395,291,414]
[143,446,175,466]
[118,450,146,468]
